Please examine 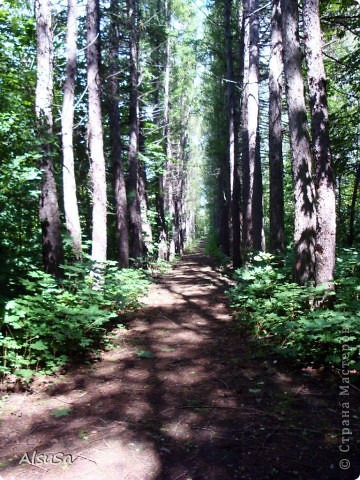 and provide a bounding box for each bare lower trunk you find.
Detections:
[224,0,235,197]
[303,0,336,288]
[241,0,250,249]
[163,0,173,259]
[219,152,231,257]
[35,0,63,276]
[87,0,107,262]
[225,0,242,268]
[347,166,360,246]
[242,0,264,251]
[62,0,82,260]
[127,0,143,260]
[232,3,244,268]
[281,0,316,284]
[109,0,129,268]
[268,0,284,253]
[138,121,153,254]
